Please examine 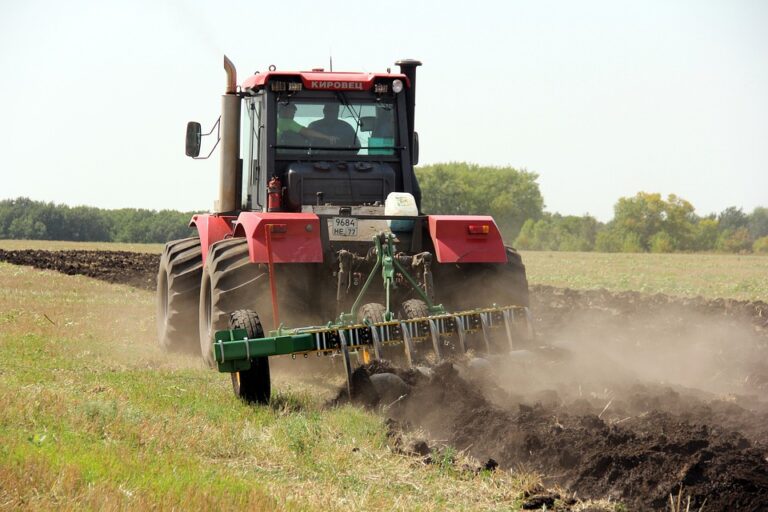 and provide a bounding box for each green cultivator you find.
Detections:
[215,304,533,397]
[212,234,533,400]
